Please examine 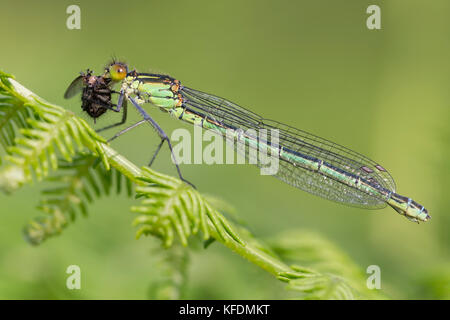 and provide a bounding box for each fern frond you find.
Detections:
[24,155,132,245]
[148,244,190,299]
[278,266,358,299]
[0,72,108,193]
[132,167,243,248]
[272,230,386,299]
[0,96,36,150]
